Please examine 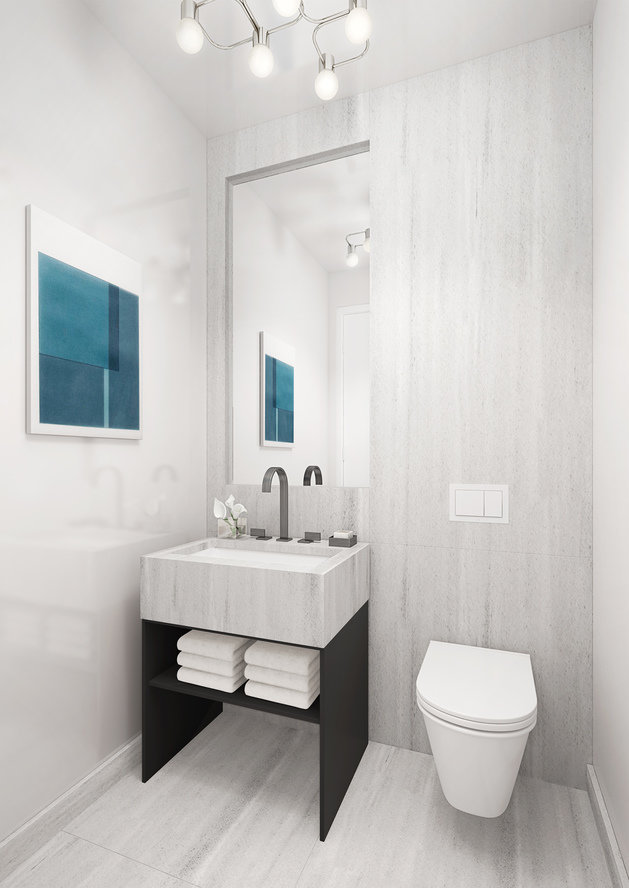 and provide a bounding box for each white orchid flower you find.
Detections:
[232,503,247,518]
[225,494,236,509]
[213,497,227,519]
